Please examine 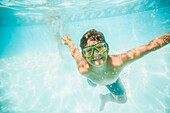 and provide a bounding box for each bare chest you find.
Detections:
[87,67,120,85]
